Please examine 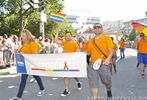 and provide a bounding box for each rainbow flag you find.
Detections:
[49,11,66,22]
[131,22,147,36]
